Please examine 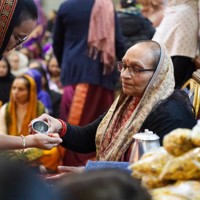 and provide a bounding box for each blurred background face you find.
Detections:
[48,10,57,20]
[8,54,20,70]
[19,47,33,60]
[29,61,48,91]
[0,60,9,77]
[120,43,154,97]
[11,78,29,104]
[137,0,152,17]
[48,57,60,76]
